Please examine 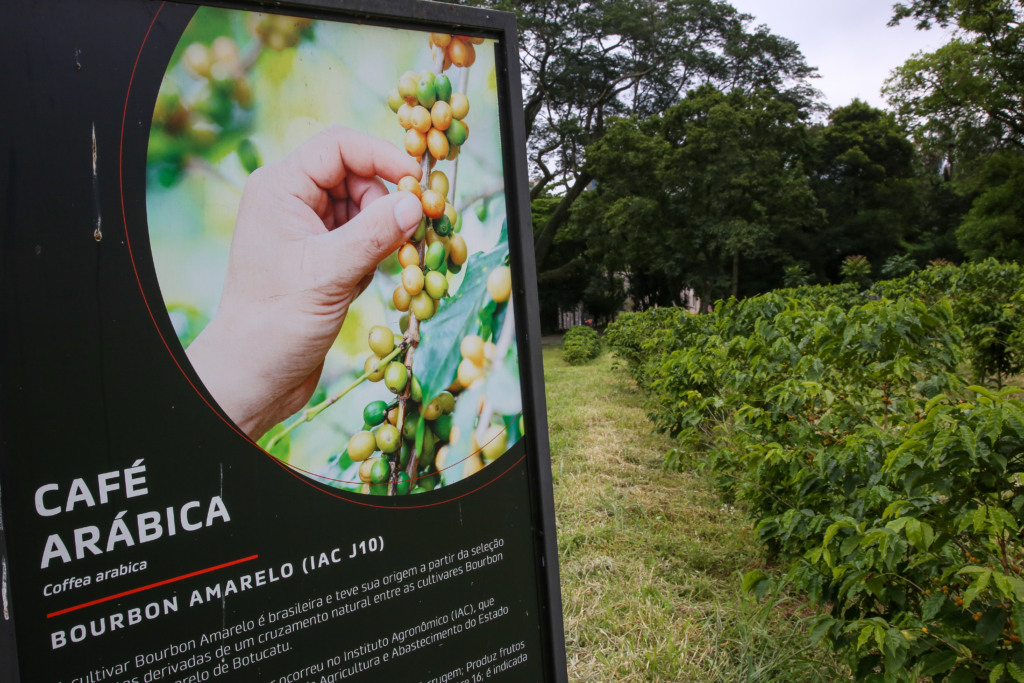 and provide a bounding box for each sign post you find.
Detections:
[0,2,567,681]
